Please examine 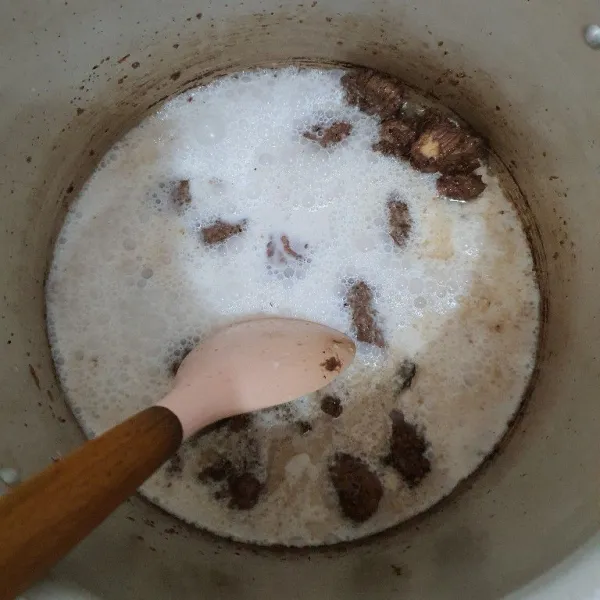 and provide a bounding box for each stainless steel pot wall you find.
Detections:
[1,1,599,598]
